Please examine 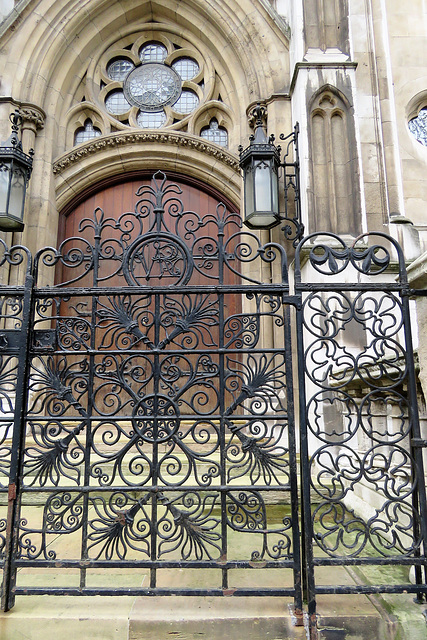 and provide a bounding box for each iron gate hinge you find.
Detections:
[0,330,21,351]
[411,438,427,448]
[8,483,16,502]
[33,329,56,350]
